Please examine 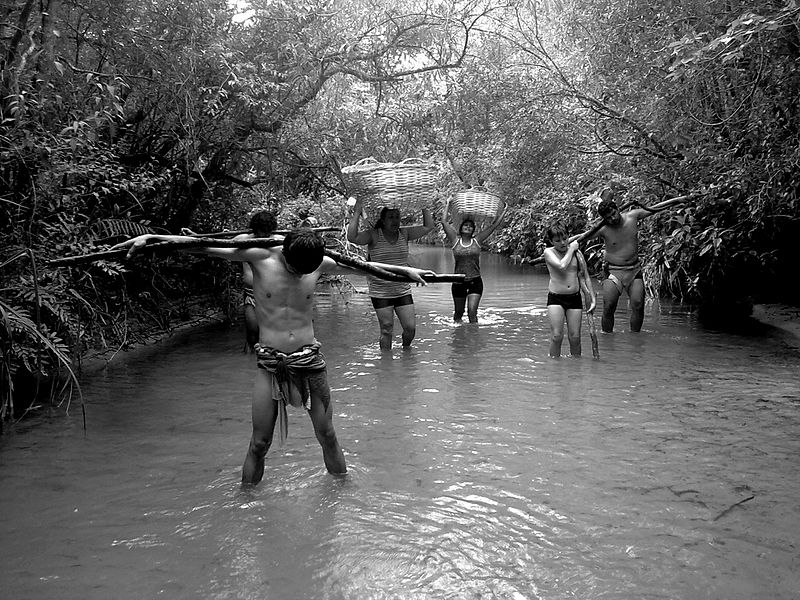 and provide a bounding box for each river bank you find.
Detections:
[751,303,800,347]
[76,302,800,376]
